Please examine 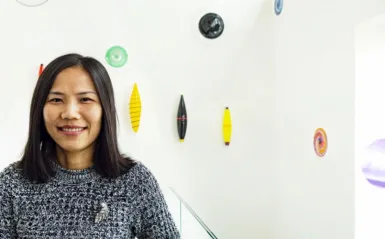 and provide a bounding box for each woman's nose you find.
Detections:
[60,103,81,120]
